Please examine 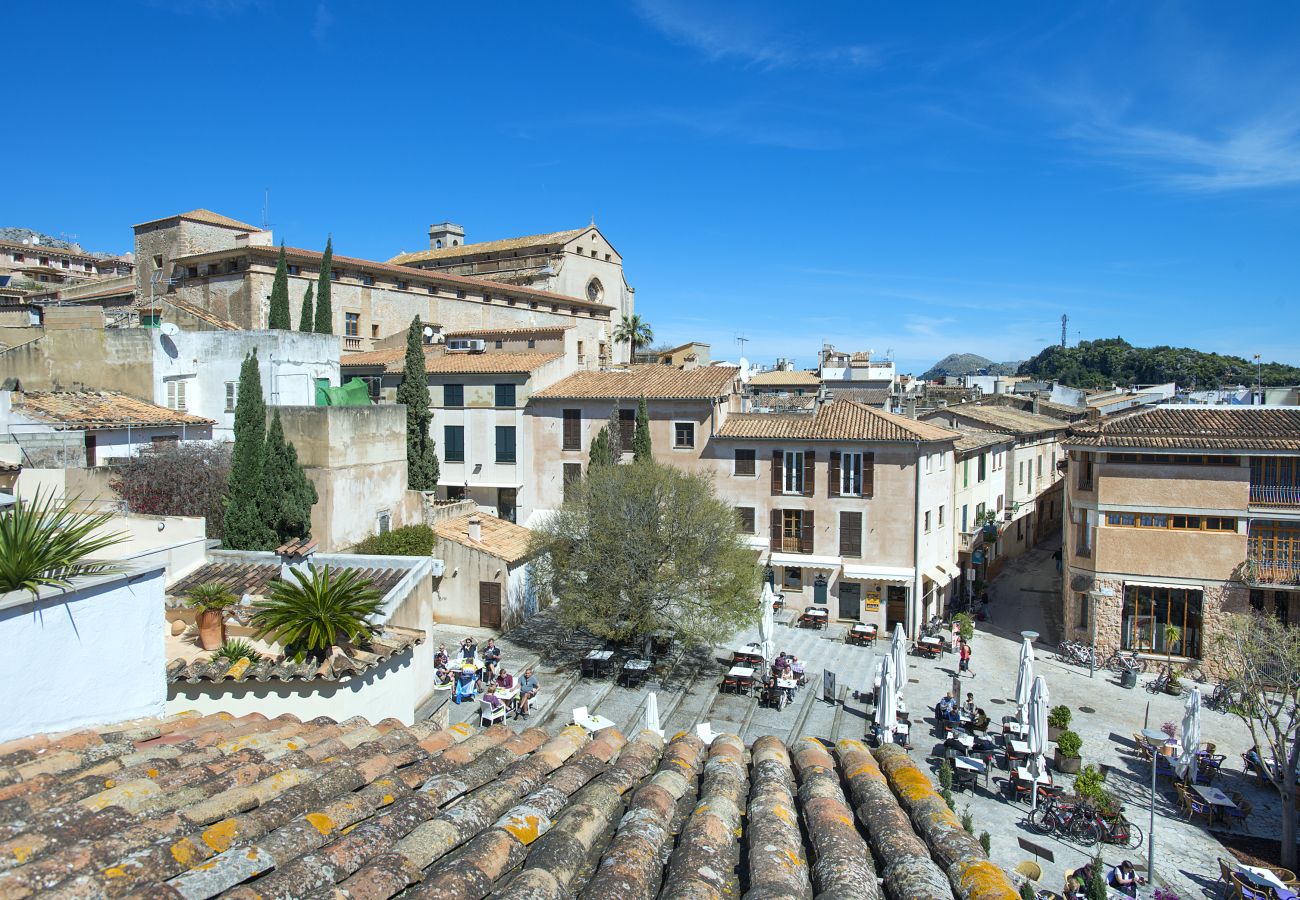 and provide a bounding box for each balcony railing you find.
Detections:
[1250,484,1300,507]
[343,337,363,351]
[959,531,975,552]
[1244,558,1300,586]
